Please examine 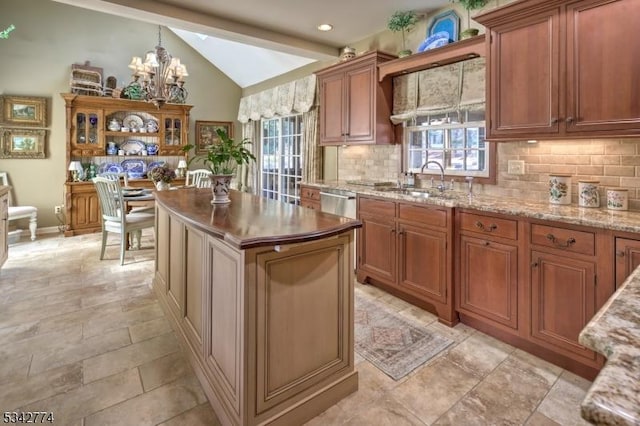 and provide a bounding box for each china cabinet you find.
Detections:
[61,94,191,236]
[476,0,640,140]
[315,51,396,146]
